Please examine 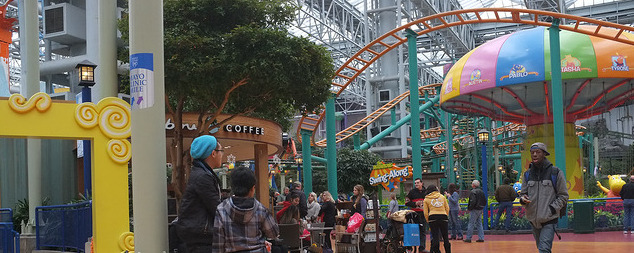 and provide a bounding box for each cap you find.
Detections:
[530,142,550,156]
[190,135,218,159]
